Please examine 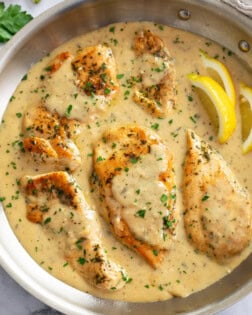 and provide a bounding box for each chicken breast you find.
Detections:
[20,171,127,291]
[183,130,252,260]
[132,30,176,118]
[22,105,82,171]
[92,126,178,268]
[72,44,119,100]
[44,51,72,75]
[40,45,119,123]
